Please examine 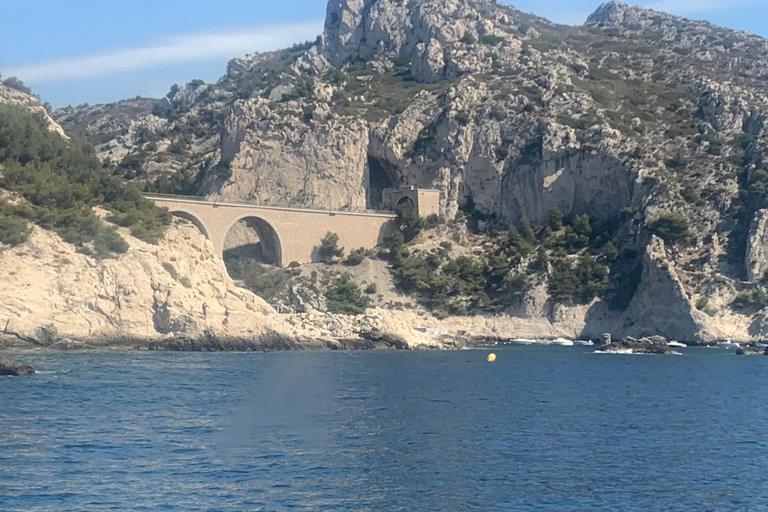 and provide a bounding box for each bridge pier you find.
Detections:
[146,195,396,266]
